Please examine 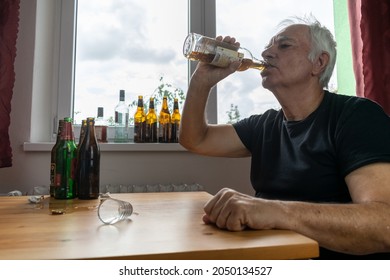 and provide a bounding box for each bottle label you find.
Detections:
[211,47,244,68]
